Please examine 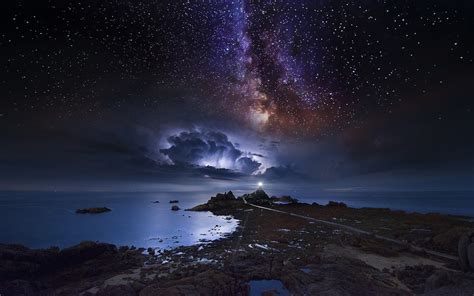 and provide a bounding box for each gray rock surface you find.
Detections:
[458,230,474,271]
[424,270,453,293]
[467,243,474,271]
